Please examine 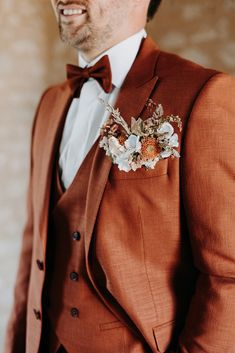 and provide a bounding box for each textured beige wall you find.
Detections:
[148,0,235,75]
[0,0,234,349]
